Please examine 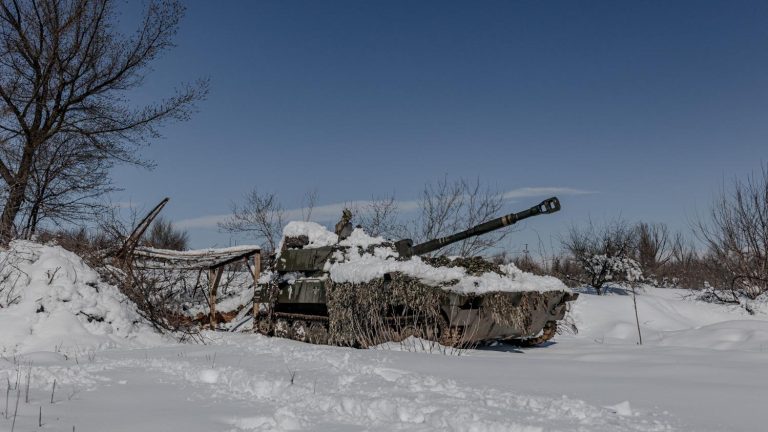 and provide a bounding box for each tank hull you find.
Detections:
[257,276,577,347]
